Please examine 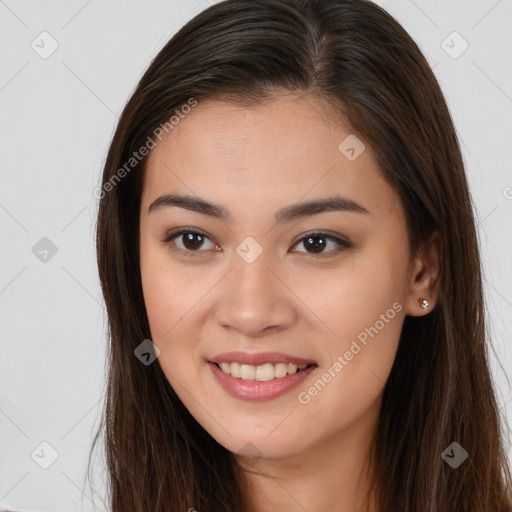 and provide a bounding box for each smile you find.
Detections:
[208,361,318,401]
[215,361,310,381]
